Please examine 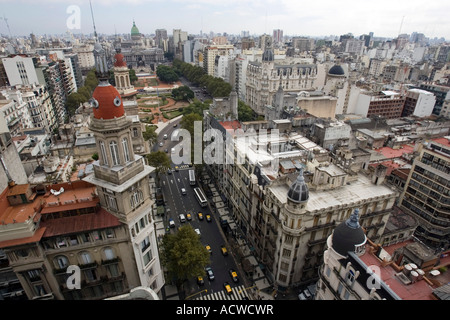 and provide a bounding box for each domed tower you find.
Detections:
[330,208,366,257]
[323,62,348,114]
[84,78,164,292]
[113,48,137,101]
[131,20,141,41]
[287,167,309,208]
